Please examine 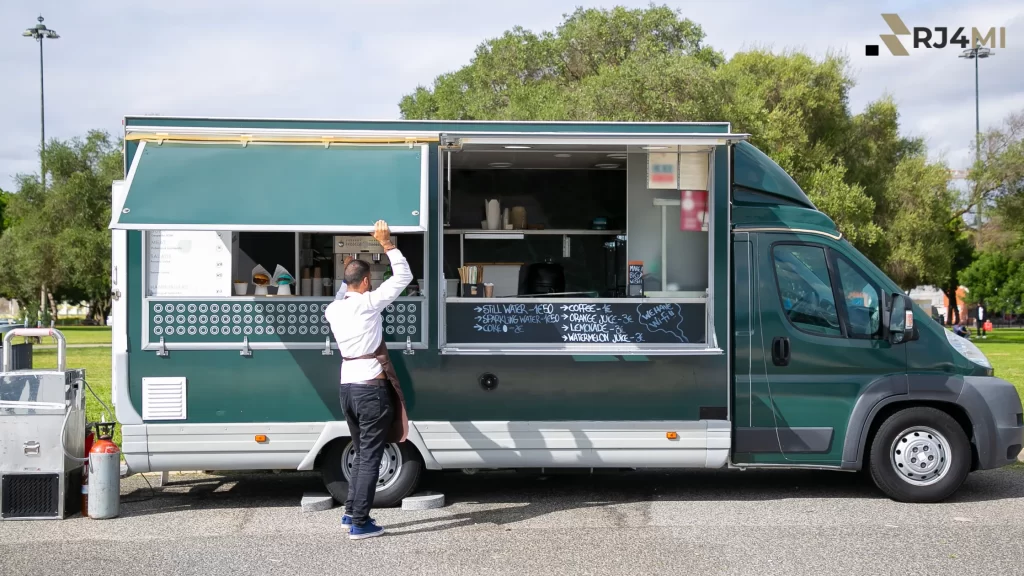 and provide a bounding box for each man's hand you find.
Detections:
[343,255,354,268]
[372,220,395,250]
